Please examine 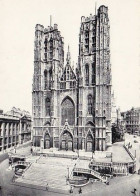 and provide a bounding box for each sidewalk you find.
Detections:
[108,142,133,163]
